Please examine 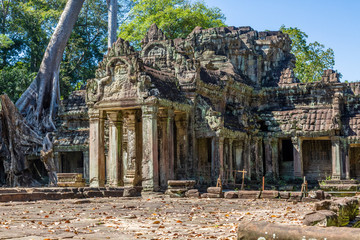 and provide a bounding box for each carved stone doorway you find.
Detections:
[279,139,294,180]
